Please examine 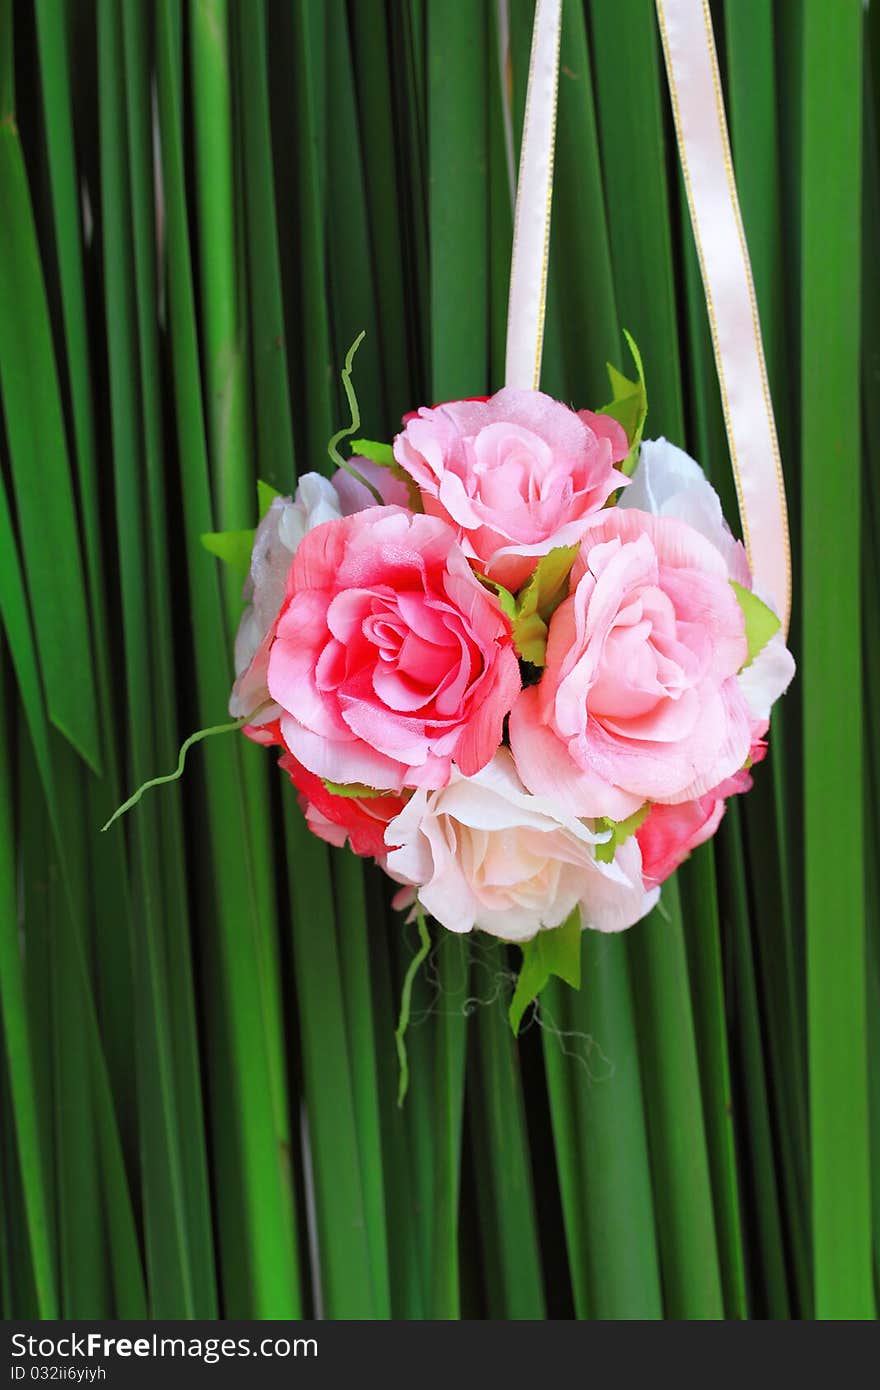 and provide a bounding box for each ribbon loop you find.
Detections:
[504,0,562,392]
[656,0,792,635]
[505,0,791,637]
